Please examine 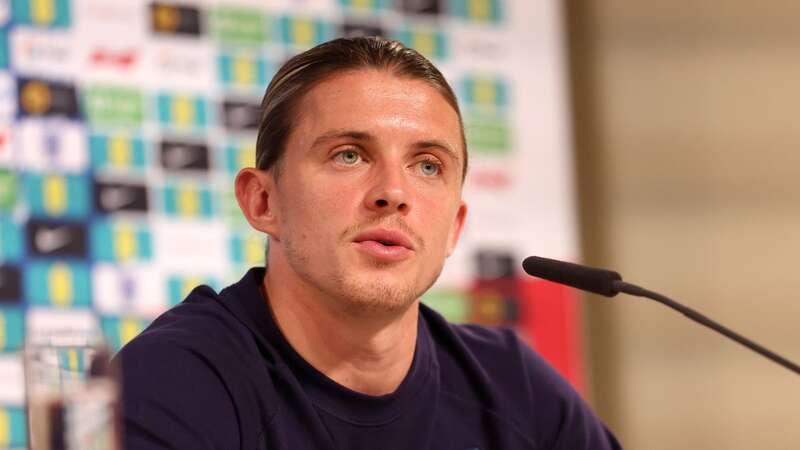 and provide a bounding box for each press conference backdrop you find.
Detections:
[0,1,578,447]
